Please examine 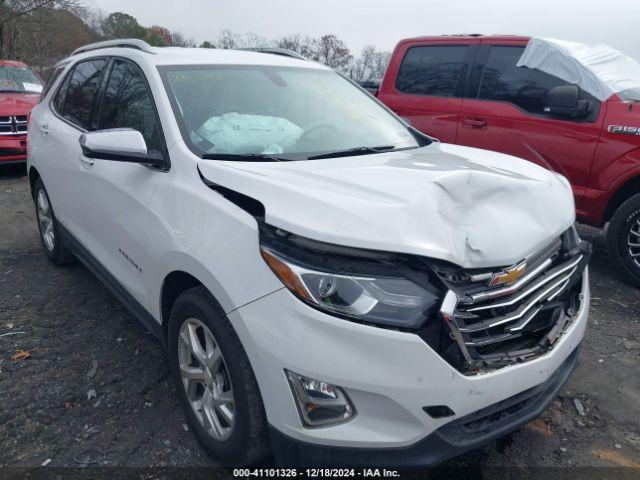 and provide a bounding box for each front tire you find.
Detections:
[607,193,640,287]
[33,178,74,266]
[168,286,270,466]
